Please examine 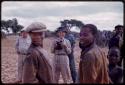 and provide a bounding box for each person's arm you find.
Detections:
[80,53,97,83]
[51,40,56,53]
[26,36,32,48]
[71,35,76,48]
[15,37,19,53]
[119,36,123,48]
[22,51,38,83]
[63,39,71,55]
[72,35,76,44]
